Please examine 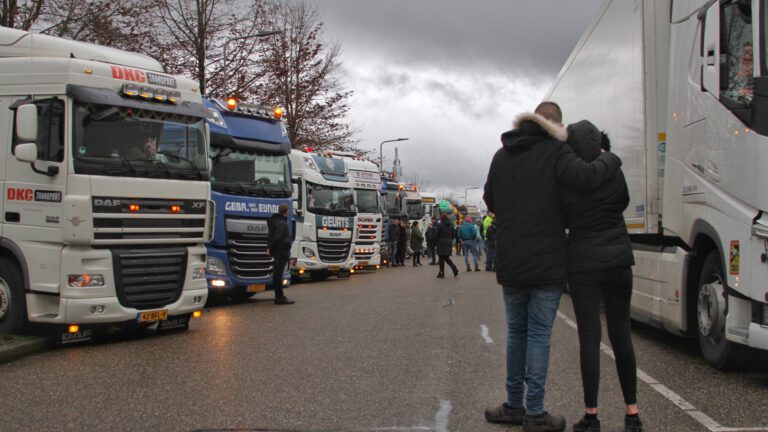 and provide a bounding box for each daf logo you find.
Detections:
[94,199,121,207]
[326,158,335,170]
